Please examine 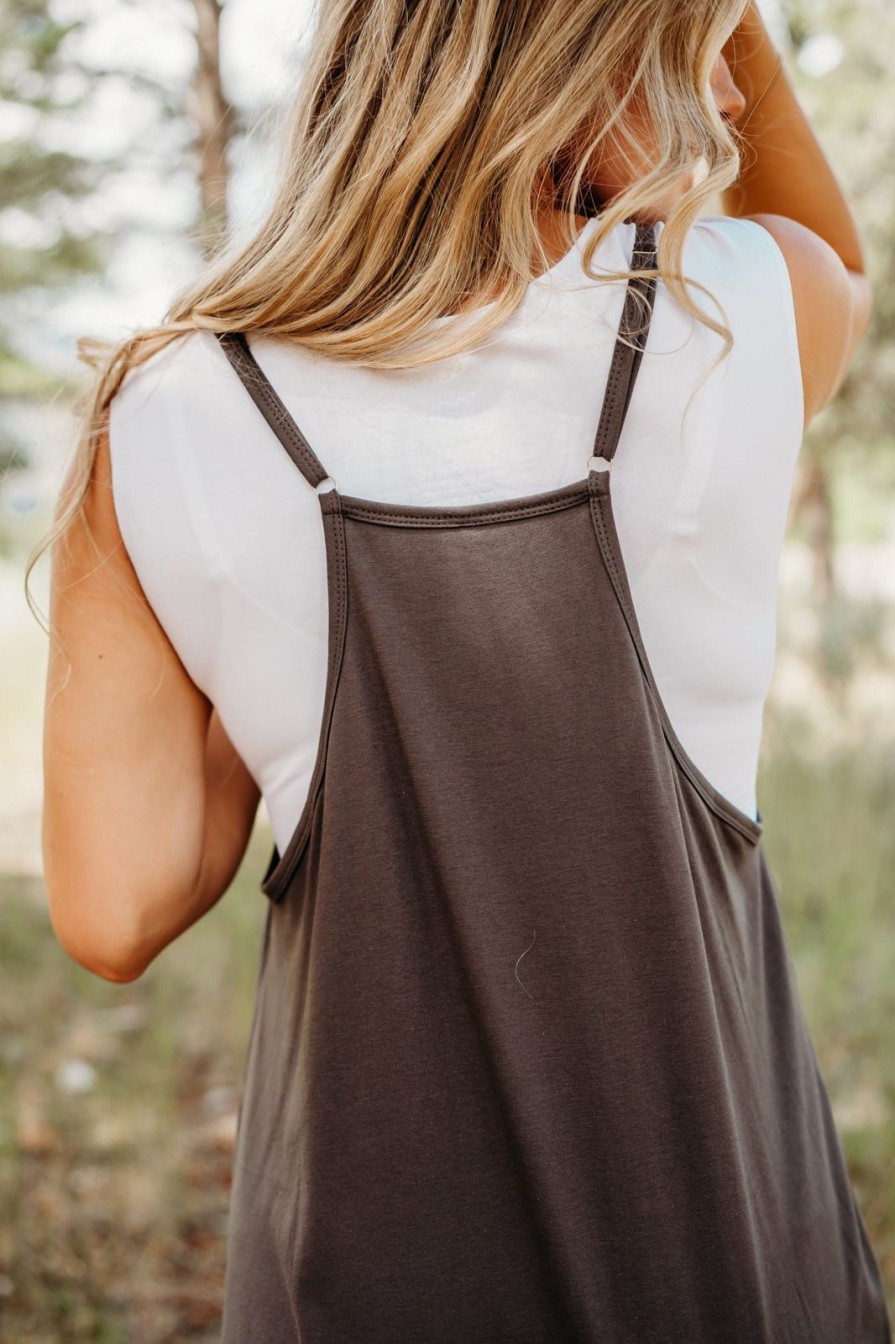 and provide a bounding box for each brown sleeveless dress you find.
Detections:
[214,221,891,1343]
